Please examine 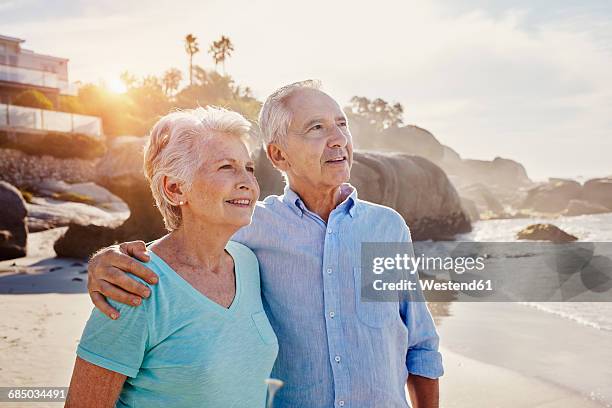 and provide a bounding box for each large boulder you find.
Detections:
[521,178,582,213]
[457,183,505,216]
[255,149,472,240]
[26,179,129,232]
[563,199,611,216]
[445,157,532,190]
[582,177,612,210]
[378,125,445,163]
[0,181,28,260]
[517,223,578,243]
[54,136,165,258]
[350,152,471,240]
